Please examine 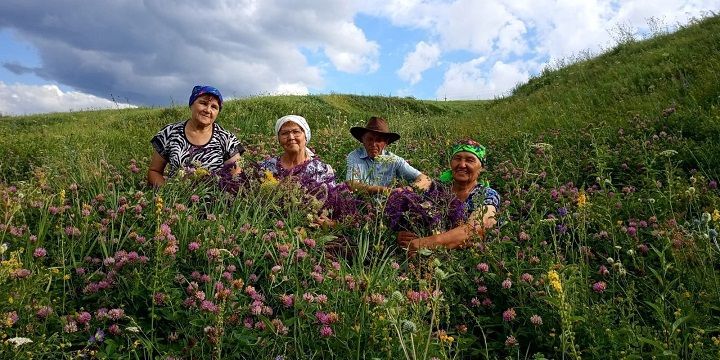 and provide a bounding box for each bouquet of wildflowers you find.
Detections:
[384,181,466,235]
